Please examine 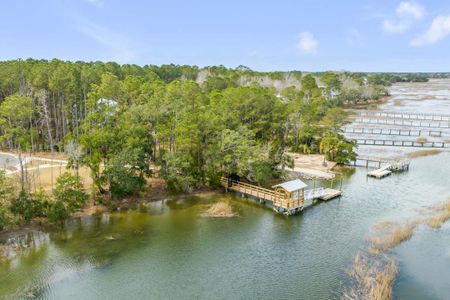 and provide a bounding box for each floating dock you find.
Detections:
[220,177,341,215]
[367,166,392,179]
[319,188,343,200]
